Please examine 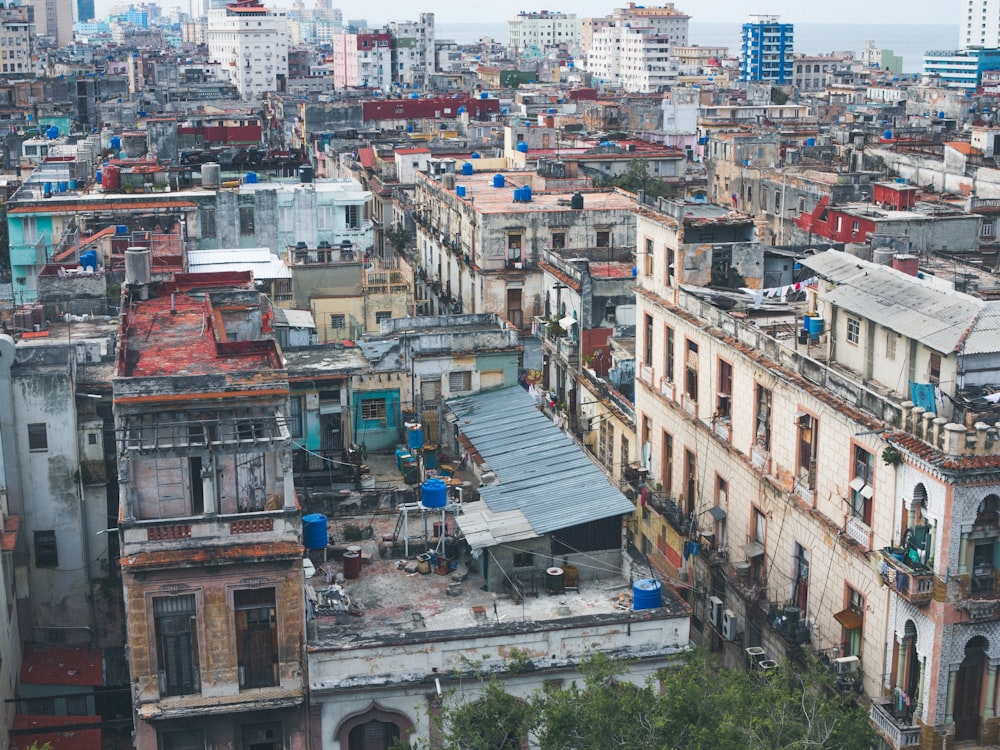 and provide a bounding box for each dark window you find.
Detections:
[239,205,255,236]
[512,552,534,567]
[551,231,565,249]
[360,398,386,421]
[643,314,653,366]
[235,588,277,689]
[755,385,772,451]
[34,530,57,567]
[683,449,696,516]
[849,445,874,525]
[596,230,610,248]
[348,721,400,750]
[200,207,216,238]
[154,594,199,696]
[666,247,675,286]
[684,340,699,402]
[329,313,346,330]
[664,326,675,382]
[345,204,359,228]
[26,697,54,715]
[27,422,47,451]
[161,728,206,750]
[66,695,89,715]
[289,396,303,439]
[716,360,733,419]
[796,413,818,487]
[929,352,941,385]
[662,431,673,493]
[375,311,391,324]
